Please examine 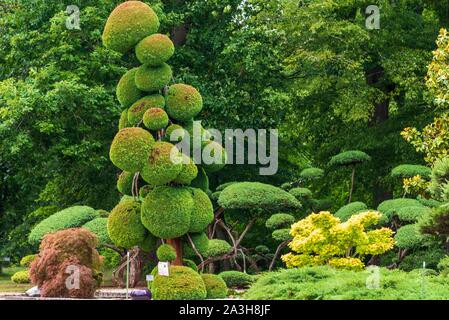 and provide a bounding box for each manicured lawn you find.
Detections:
[0,266,31,293]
